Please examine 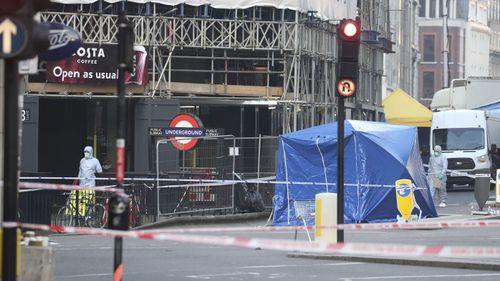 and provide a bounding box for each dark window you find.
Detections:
[457,0,469,19]
[423,72,434,98]
[429,0,436,18]
[447,35,452,62]
[423,34,435,62]
[419,0,426,17]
